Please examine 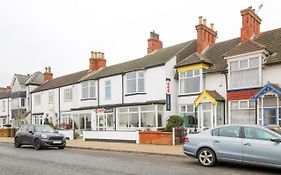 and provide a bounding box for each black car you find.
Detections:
[14,124,66,150]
